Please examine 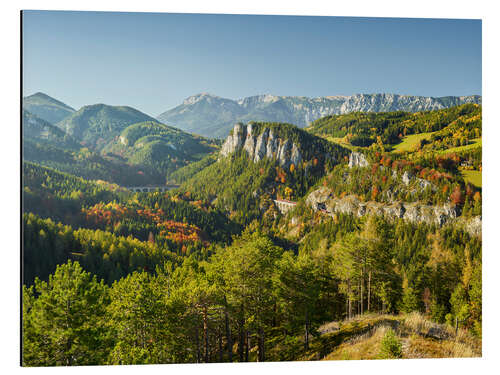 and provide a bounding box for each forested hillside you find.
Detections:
[22,104,482,366]
[102,121,219,181]
[180,122,349,225]
[23,110,81,150]
[307,103,480,147]
[55,104,158,150]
